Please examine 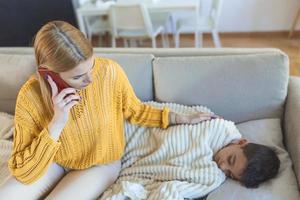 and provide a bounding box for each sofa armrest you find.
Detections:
[284,76,300,187]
